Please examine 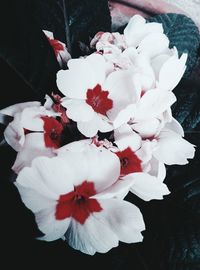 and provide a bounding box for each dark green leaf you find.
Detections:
[32,0,111,57]
[0,0,60,107]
